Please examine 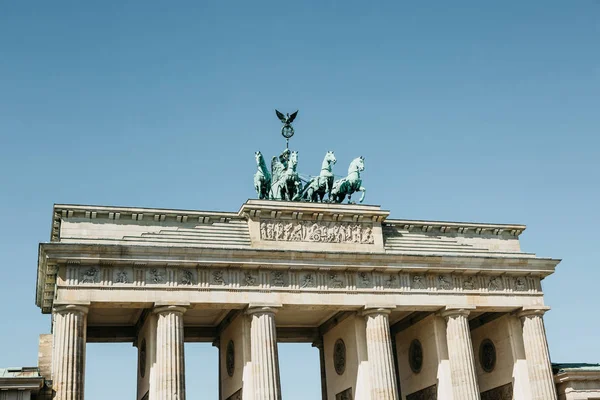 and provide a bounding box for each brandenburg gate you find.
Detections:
[34,112,560,399]
[36,200,559,400]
